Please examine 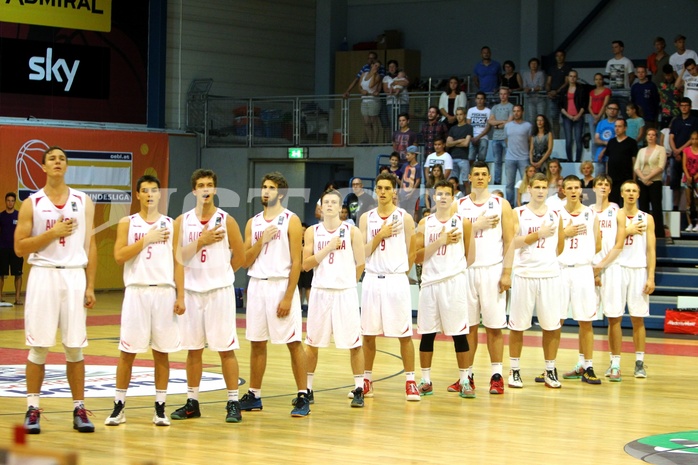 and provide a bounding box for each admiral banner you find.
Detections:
[0,0,112,32]
[0,125,169,289]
